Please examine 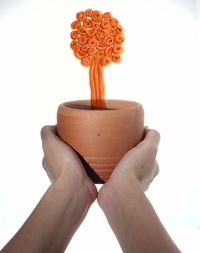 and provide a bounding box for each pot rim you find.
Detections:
[59,99,142,113]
